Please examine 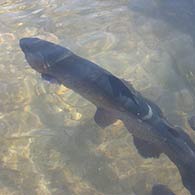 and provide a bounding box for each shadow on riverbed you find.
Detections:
[129,0,195,46]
